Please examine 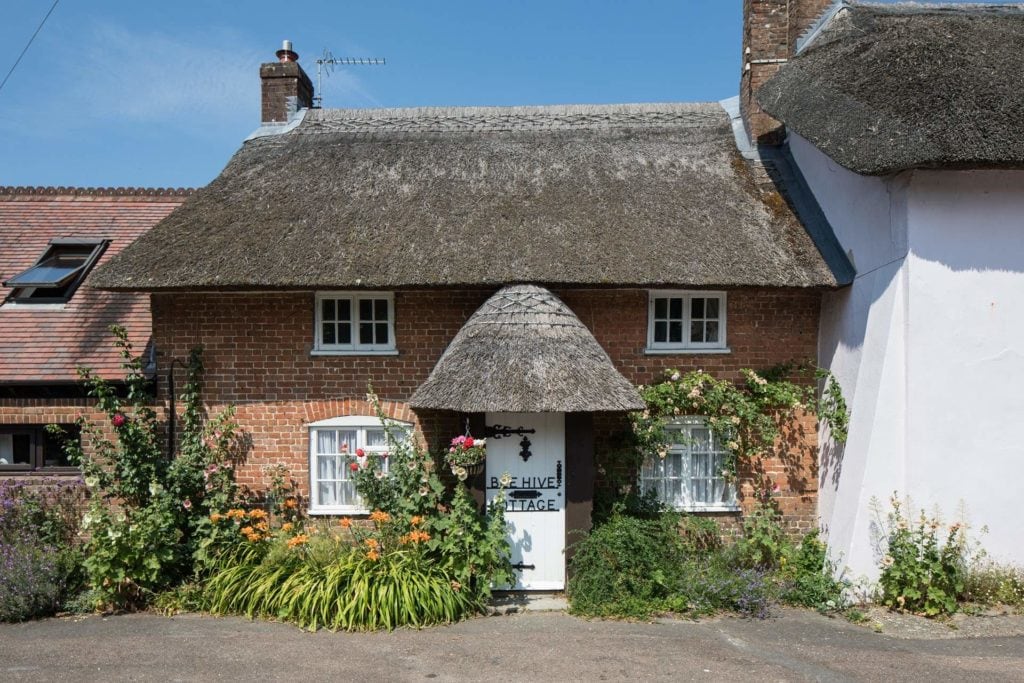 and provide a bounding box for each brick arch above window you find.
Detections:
[302,399,417,427]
